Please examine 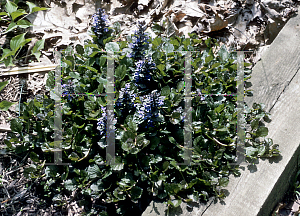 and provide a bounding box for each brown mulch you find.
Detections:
[0,153,85,216]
